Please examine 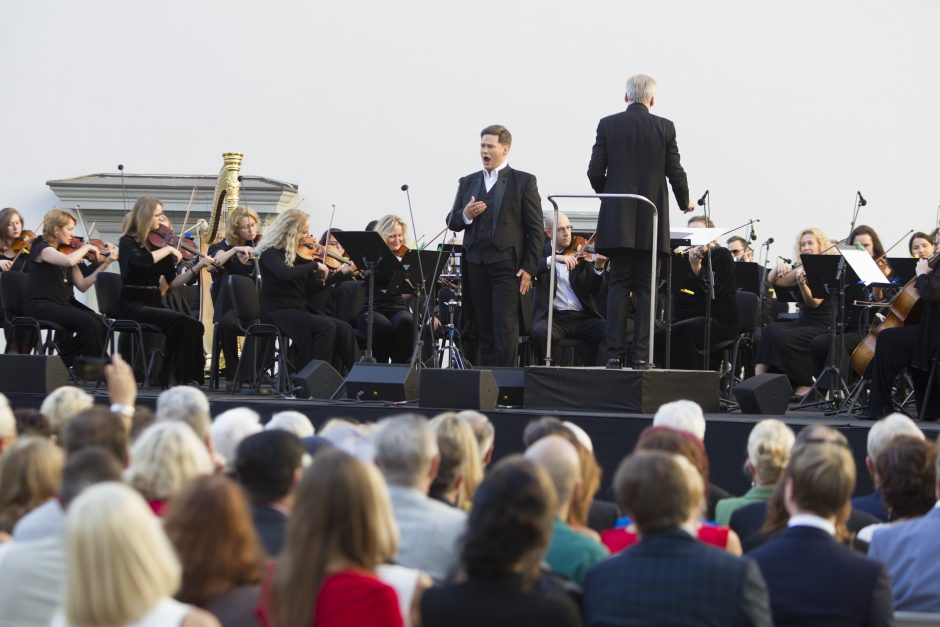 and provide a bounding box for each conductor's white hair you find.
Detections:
[626,74,657,104]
